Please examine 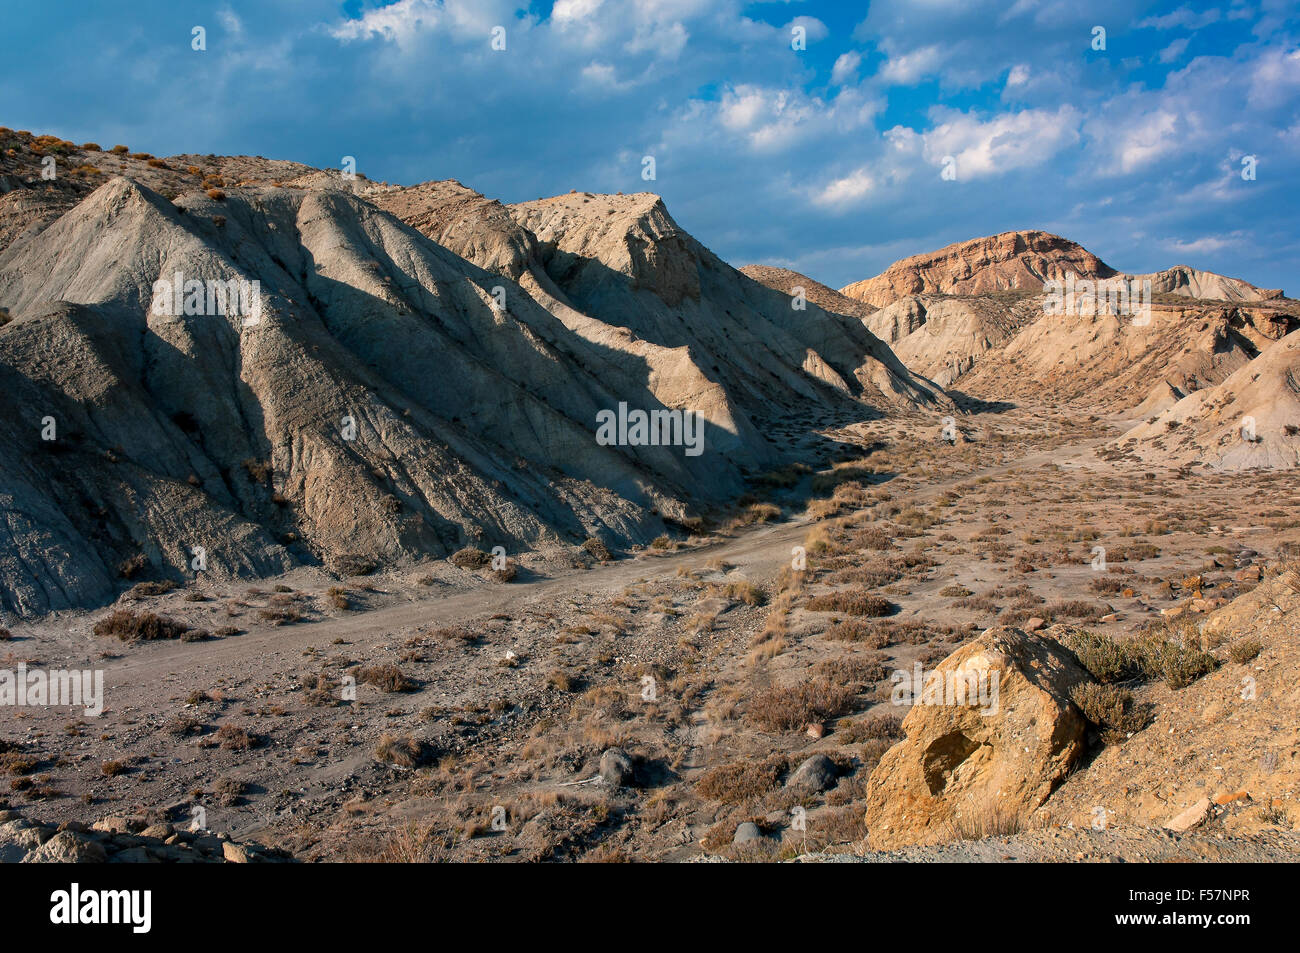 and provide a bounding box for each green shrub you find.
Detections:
[1070,682,1153,744]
